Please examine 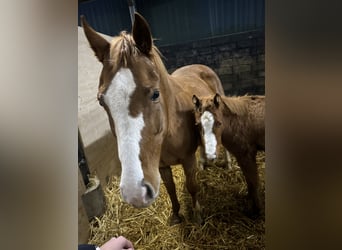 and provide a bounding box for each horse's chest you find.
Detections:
[159,126,197,165]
